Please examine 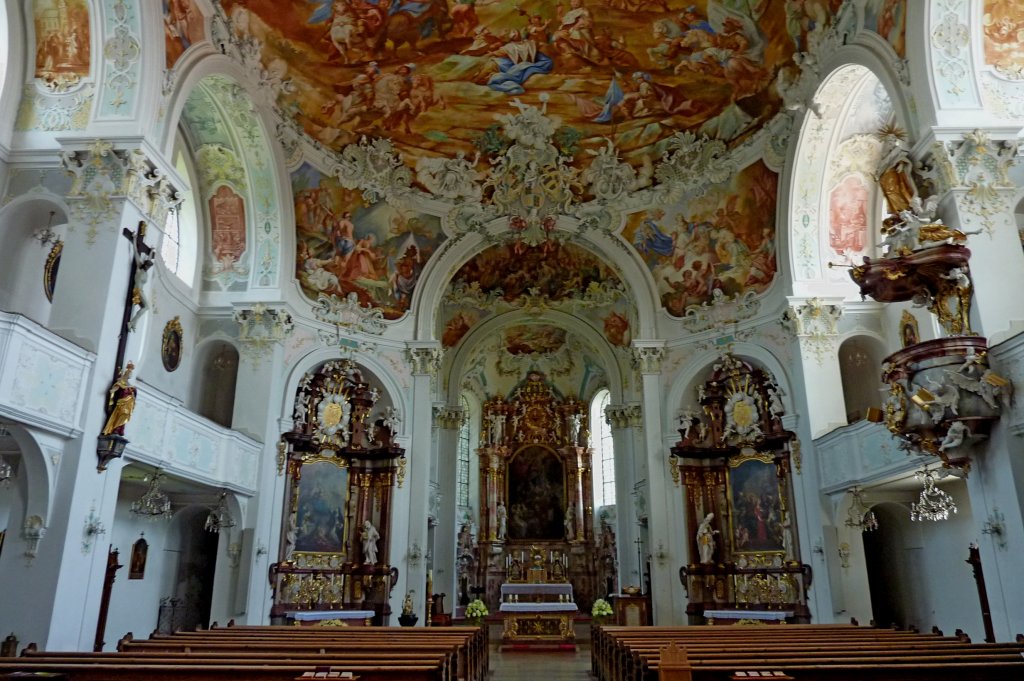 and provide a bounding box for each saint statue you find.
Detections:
[496,502,507,540]
[876,135,916,216]
[361,520,380,564]
[564,506,576,540]
[696,512,718,565]
[101,363,137,436]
